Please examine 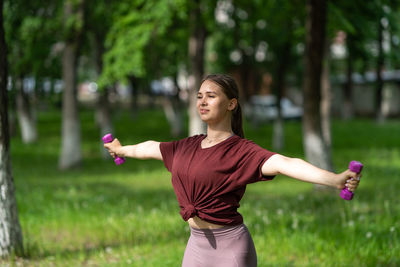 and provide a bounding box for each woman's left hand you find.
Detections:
[337,170,362,192]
